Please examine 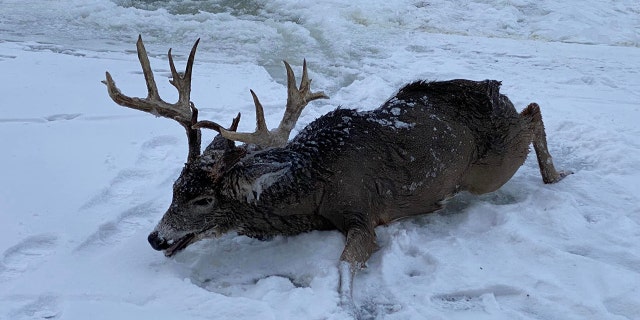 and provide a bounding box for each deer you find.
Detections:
[102,36,571,309]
